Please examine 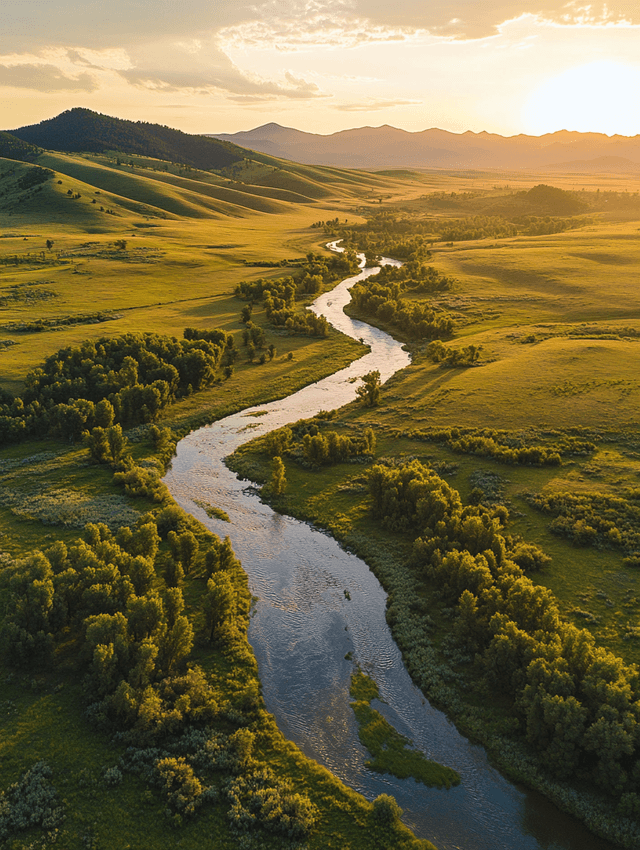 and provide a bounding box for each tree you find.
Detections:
[203,574,236,641]
[356,371,381,407]
[269,456,287,495]
[159,614,193,673]
[372,794,402,826]
[155,757,203,815]
[178,531,199,575]
[46,239,54,252]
